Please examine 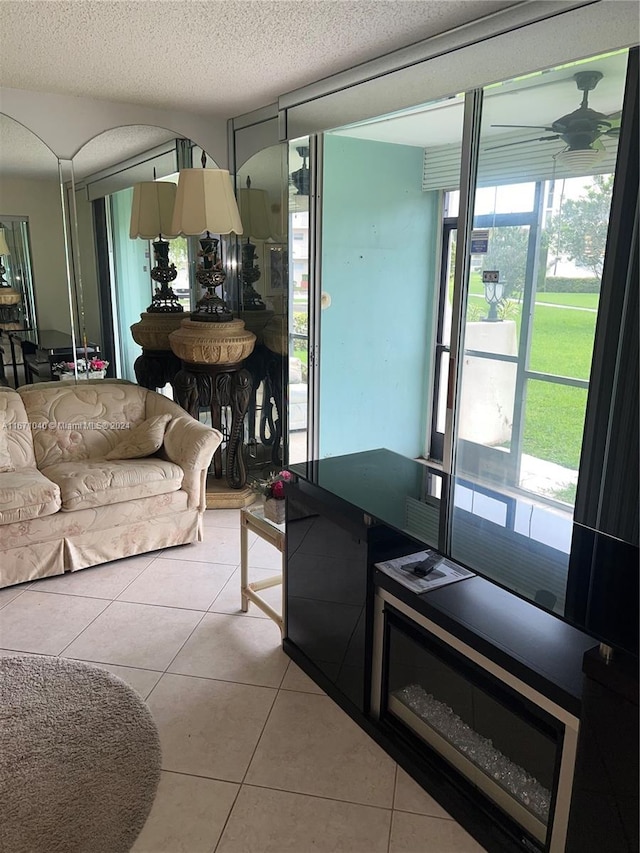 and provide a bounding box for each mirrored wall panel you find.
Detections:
[0,113,73,387]
[287,139,310,466]
[318,94,465,462]
[236,142,289,475]
[69,125,194,385]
